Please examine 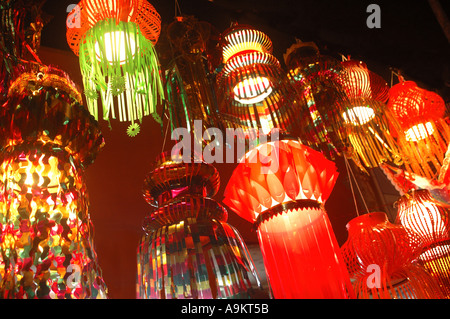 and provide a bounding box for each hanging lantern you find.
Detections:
[335,60,404,168]
[66,0,164,136]
[215,24,309,139]
[284,40,347,161]
[136,152,263,299]
[341,212,443,299]
[0,63,107,298]
[396,189,450,298]
[388,79,450,179]
[223,139,355,298]
[162,16,221,138]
